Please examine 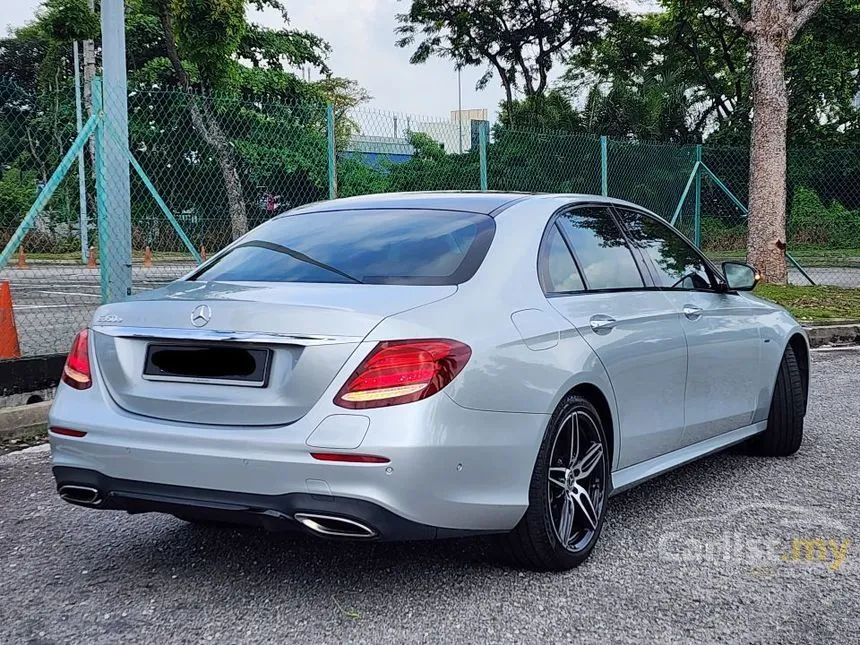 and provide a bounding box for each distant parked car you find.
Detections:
[49,192,809,570]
